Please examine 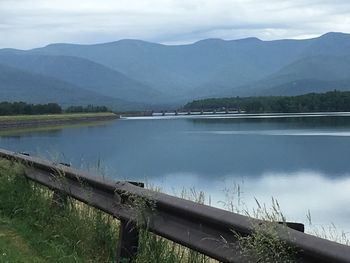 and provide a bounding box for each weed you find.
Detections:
[0,159,118,262]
